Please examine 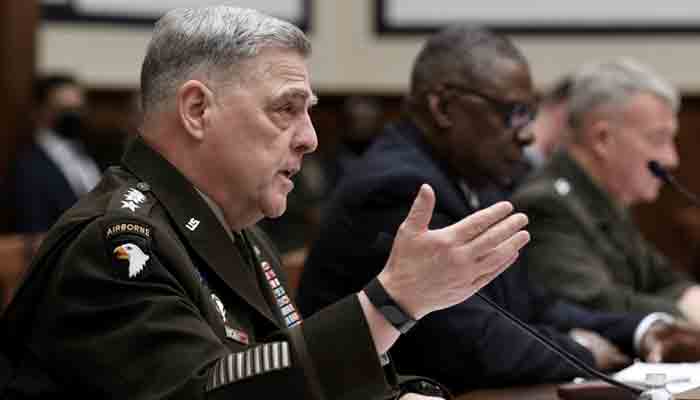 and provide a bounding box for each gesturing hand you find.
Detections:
[378,184,530,320]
